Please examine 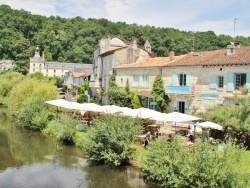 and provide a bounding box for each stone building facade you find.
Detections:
[89,36,154,105]
[0,60,13,72]
[114,44,250,114]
